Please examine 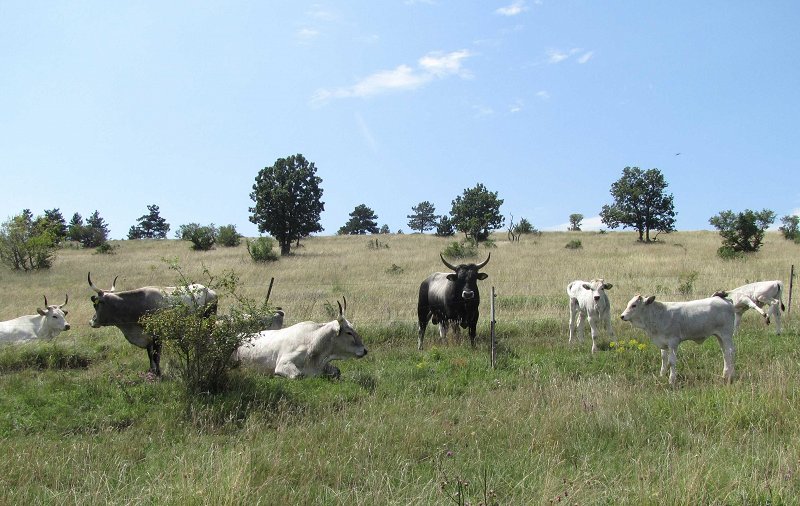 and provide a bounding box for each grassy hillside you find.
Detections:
[0,231,797,504]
